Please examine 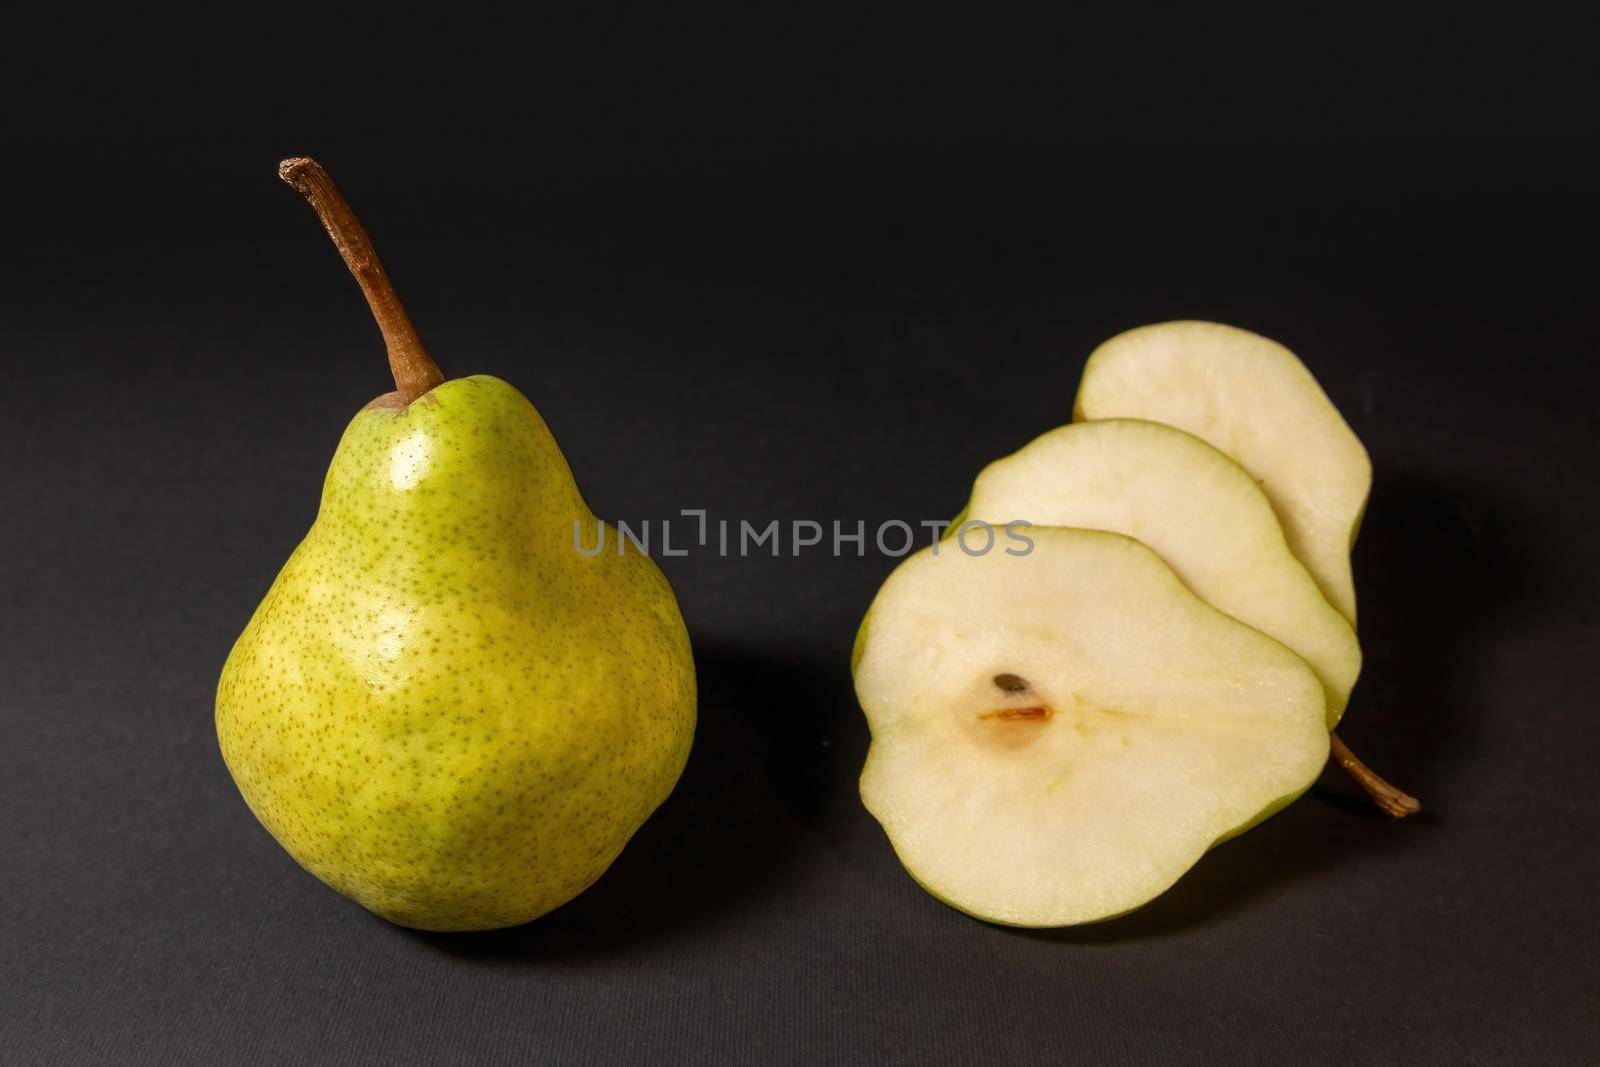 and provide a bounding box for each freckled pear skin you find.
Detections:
[217,376,695,930]
[216,159,695,931]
